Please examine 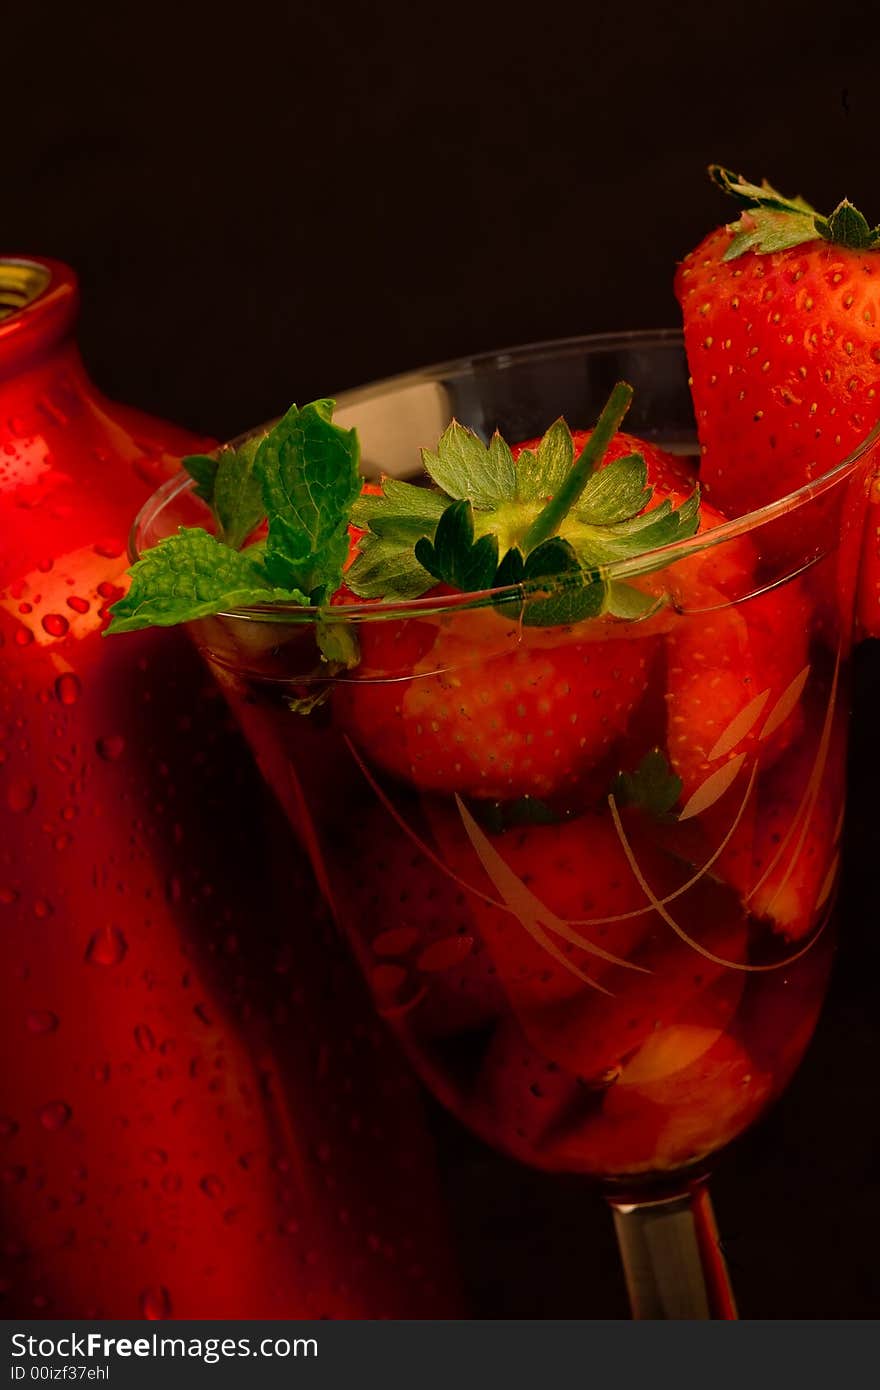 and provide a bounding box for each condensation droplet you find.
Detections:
[199,1174,225,1199]
[66,596,90,614]
[161,1172,182,1194]
[41,614,69,638]
[0,887,19,906]
[39,1101,72,1132]
[33,898,53,919]
[6,778,36,814]
[26,1010,59,1035]
[54,673,81,706]
[85,925,128,967]
[13,629,33,648]
[134,1024,155,1053]
[140,1286,172,1320]
[94,538,124,559]
[96,735,125,761]
[144,1148,167,1166]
